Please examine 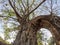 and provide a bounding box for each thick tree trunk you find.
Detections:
[13,20,38,45]
[13,15,60,45]
[13,29,37,45]
[12,16,43,45]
